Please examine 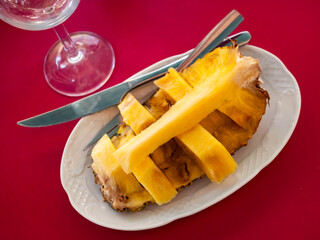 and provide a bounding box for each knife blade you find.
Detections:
[18,11,244,127]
